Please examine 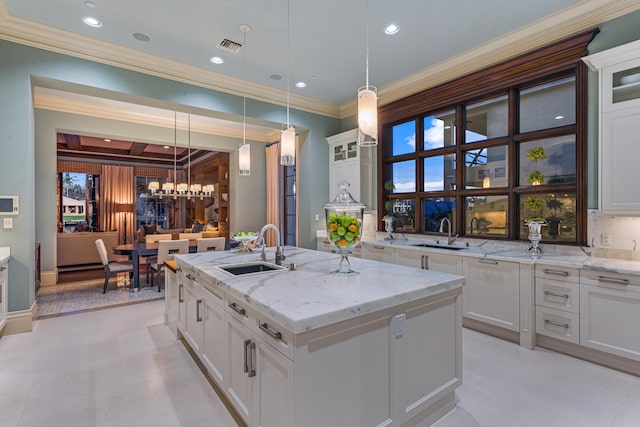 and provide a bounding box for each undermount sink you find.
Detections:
[217,261,287,276]
[411,242,468,251]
